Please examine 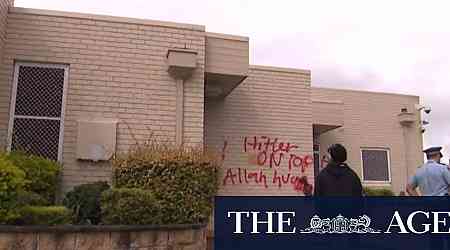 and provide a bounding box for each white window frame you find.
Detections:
[360,147,392,184]
[7,62,69,162]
